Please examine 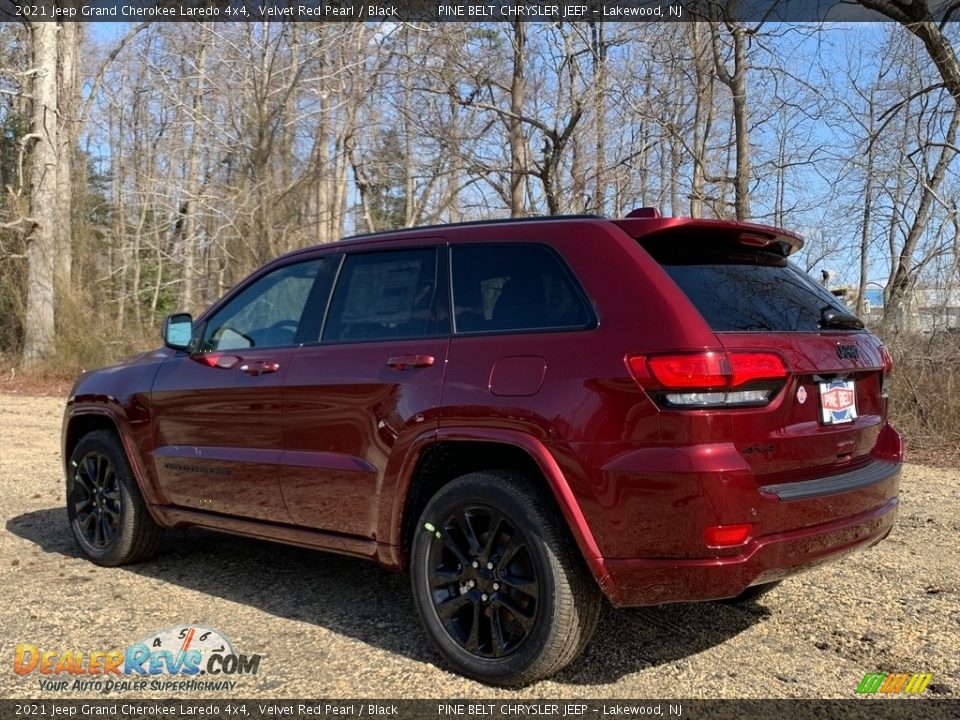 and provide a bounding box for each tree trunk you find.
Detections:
[22,22,59,363]
[56,22,79,290]
[113,94,128,330]
[729,25,751,221]
[509,21,526,217]
[710,12,753,221]
[178,31,208,313]
[669,90,683,216]
[591,22,607,215]
[690,22,714,218]
[856,89,876,317]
